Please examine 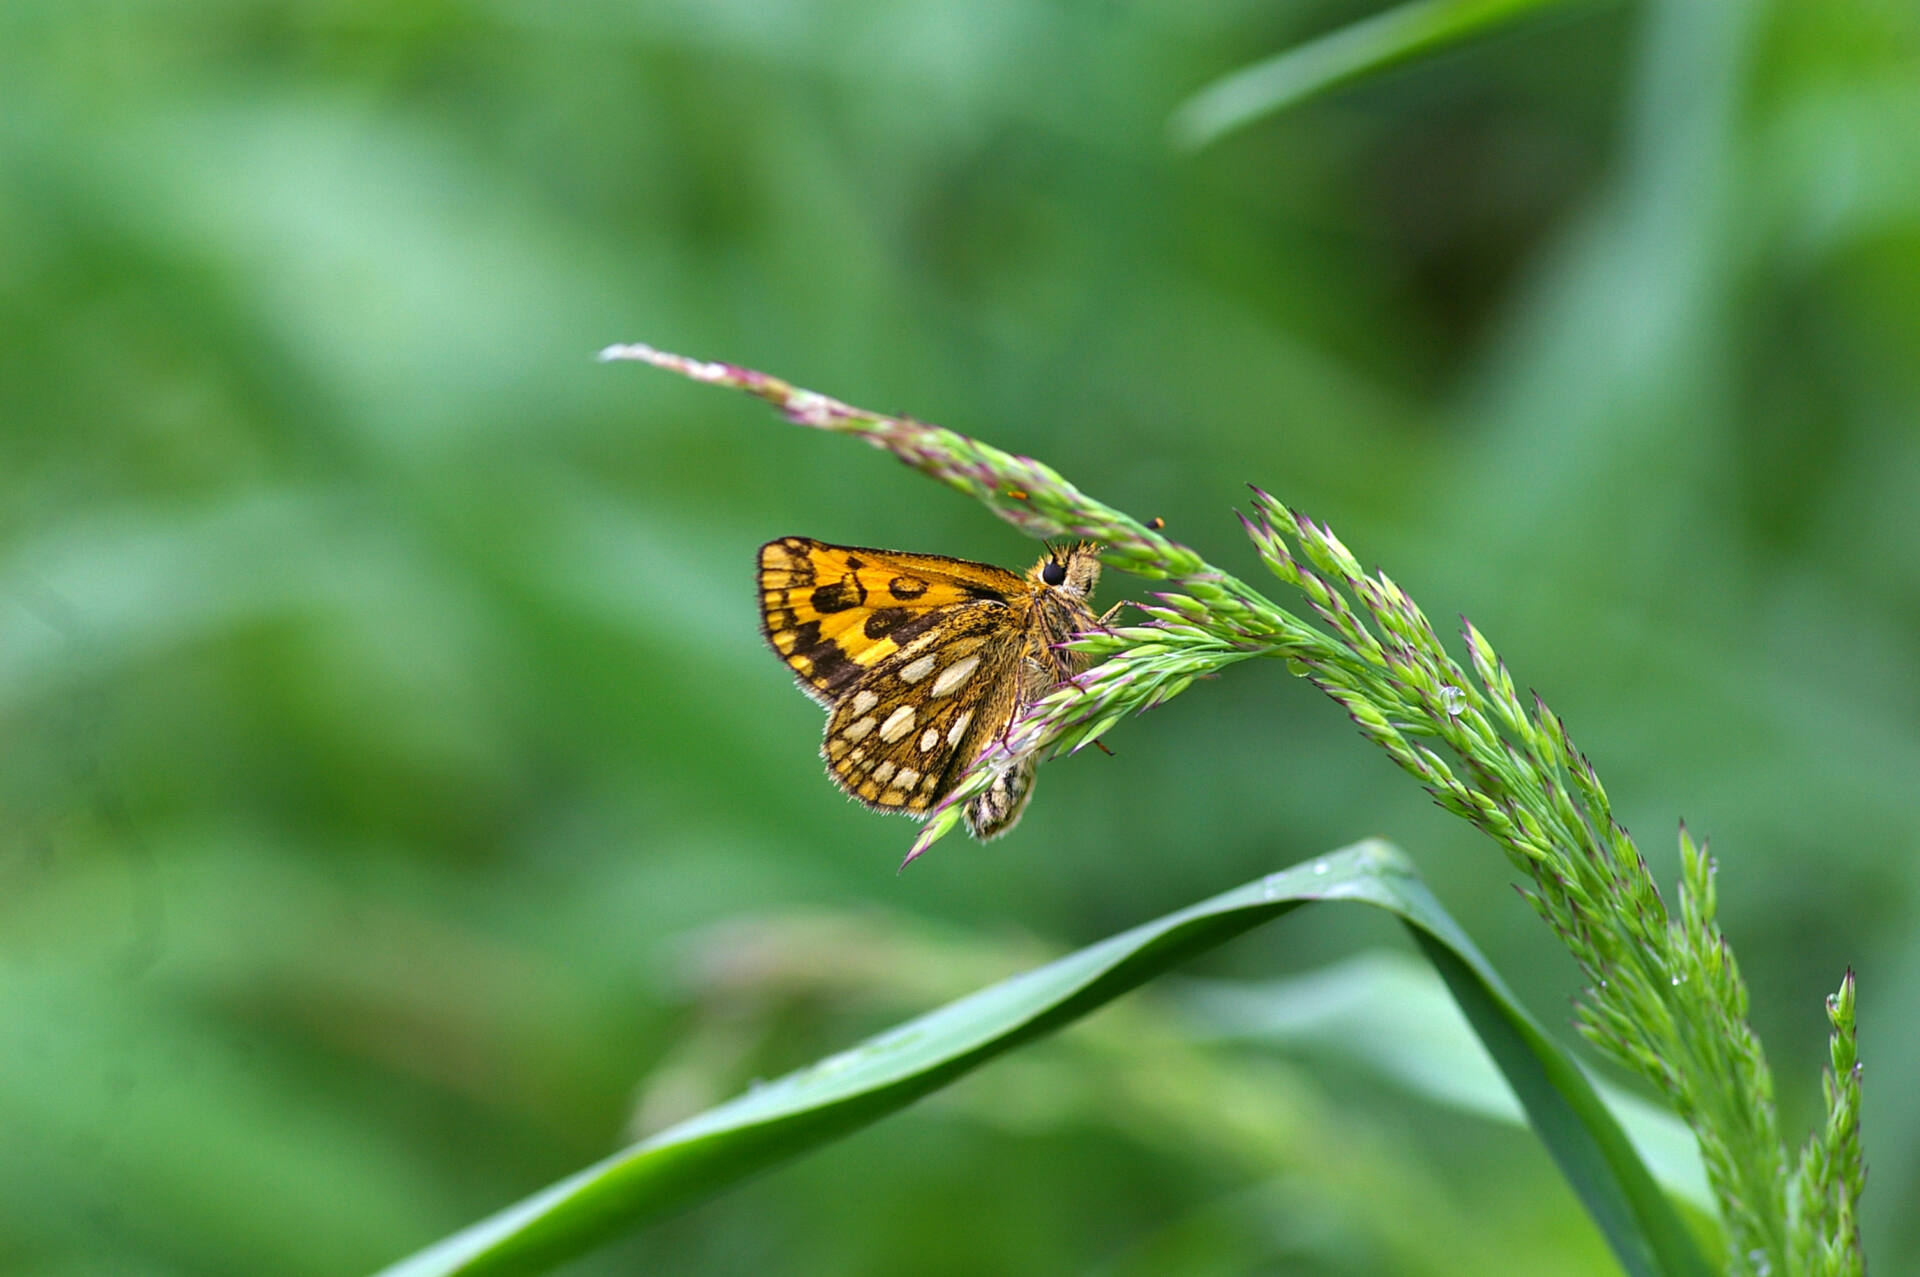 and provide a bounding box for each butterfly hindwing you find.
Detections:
[821,609,1025,813]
